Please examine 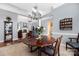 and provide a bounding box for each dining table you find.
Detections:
[27,35,56,56]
